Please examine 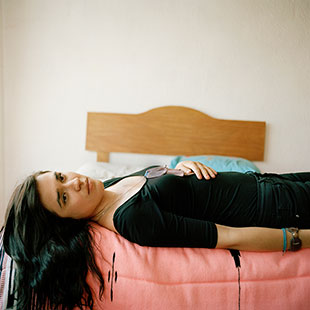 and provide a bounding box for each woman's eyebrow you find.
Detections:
[54,172,62,208]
